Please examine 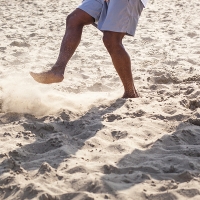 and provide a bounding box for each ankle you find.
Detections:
[52,65,65,74]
